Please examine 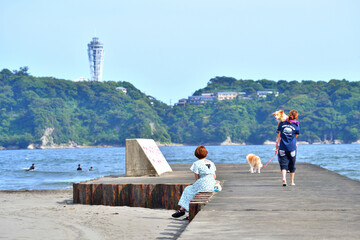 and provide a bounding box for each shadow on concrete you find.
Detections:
[155,218,188,240]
